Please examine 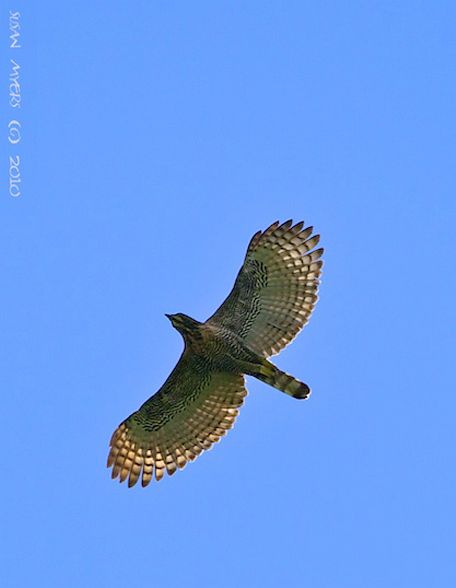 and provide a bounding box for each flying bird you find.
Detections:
[108,219,324,487]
